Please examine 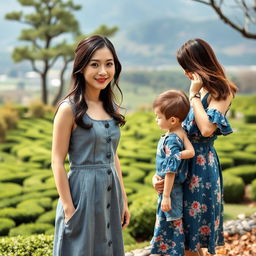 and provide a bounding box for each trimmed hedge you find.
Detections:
[0,183,22,199]
[0,234,53,255]
[251,179,256,201]
[9,223,53,236]
[223,165,256,184]
[0,218,15,236]
[129,194,157,240]
[223,172,245,203]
